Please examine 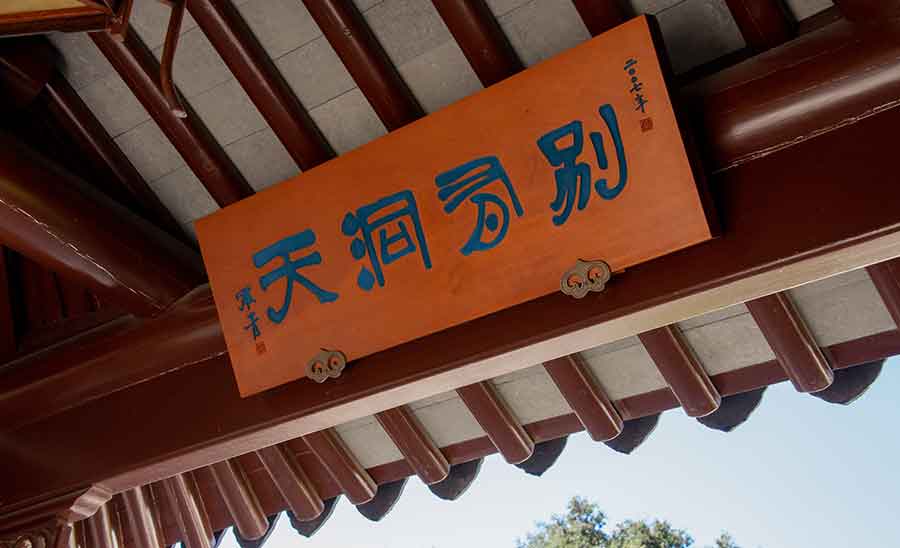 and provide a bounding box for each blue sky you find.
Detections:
[220,356,900,547]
